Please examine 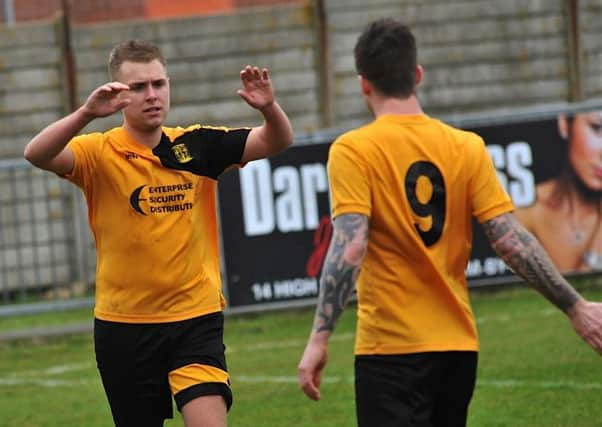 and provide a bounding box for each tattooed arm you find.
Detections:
[314,214,368,332]
[483,212,580,310]
[483,212,602,354]
[298,214,369,400]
